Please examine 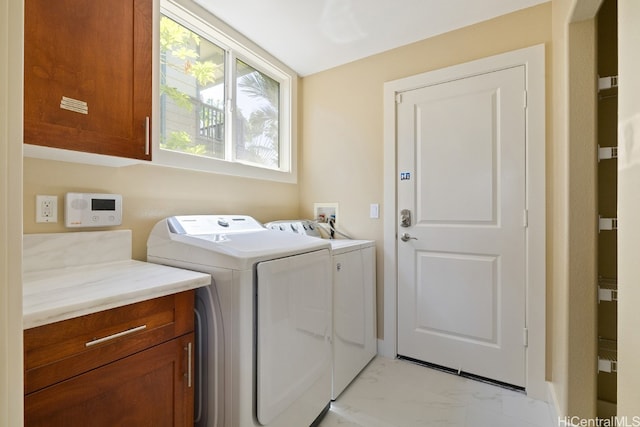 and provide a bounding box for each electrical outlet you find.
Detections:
[314,203,338,223]
[36,195,58,223]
